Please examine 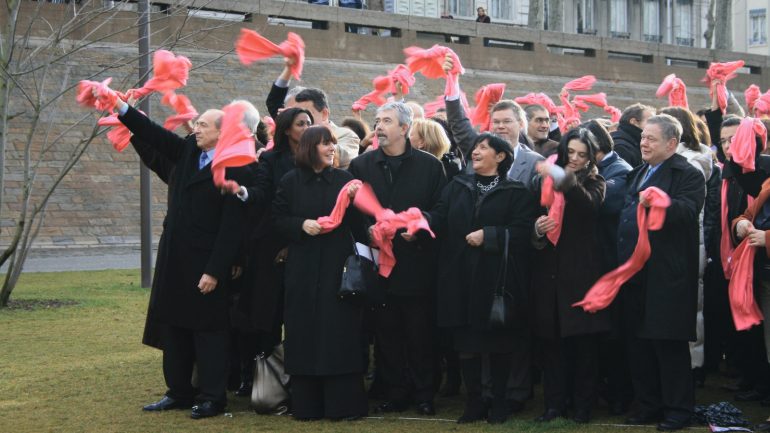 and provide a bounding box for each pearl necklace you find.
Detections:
[476,175,499,193]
